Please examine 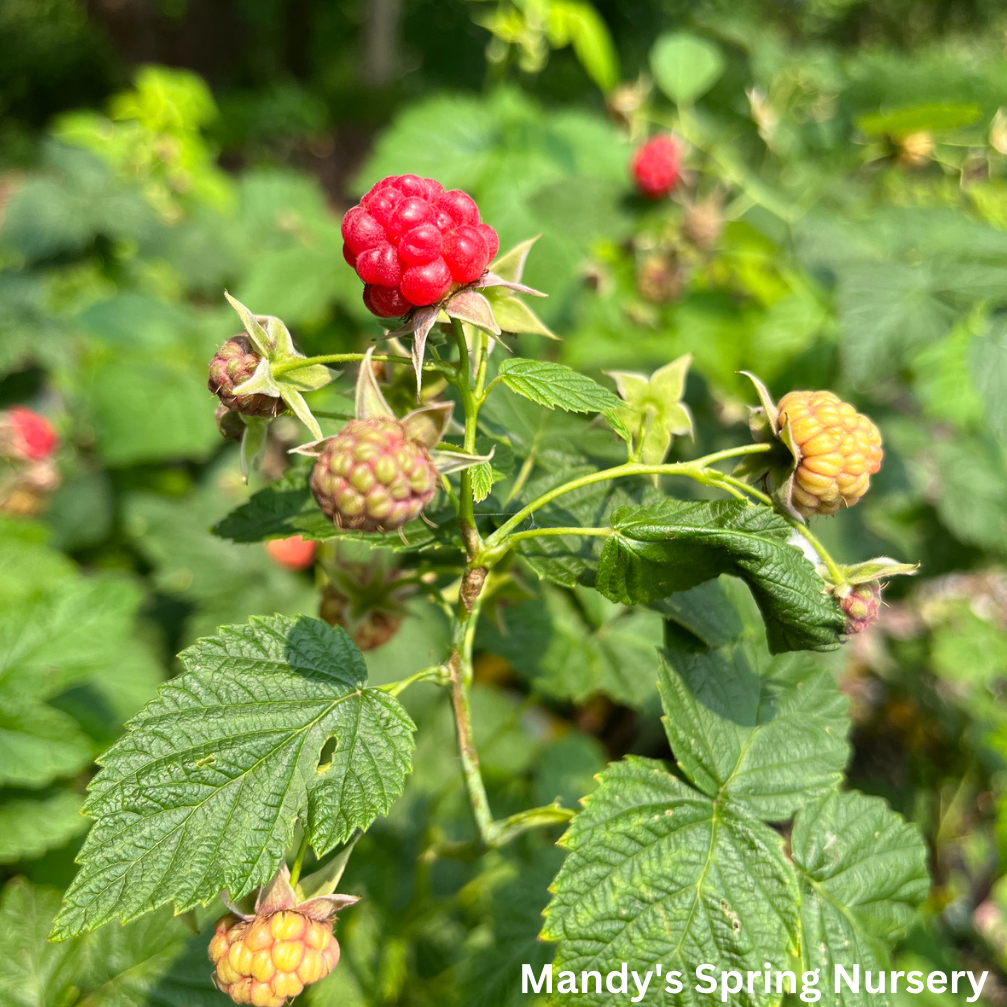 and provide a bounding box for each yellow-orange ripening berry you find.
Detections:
[209,910,340,1006]
[776,390,883,518]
